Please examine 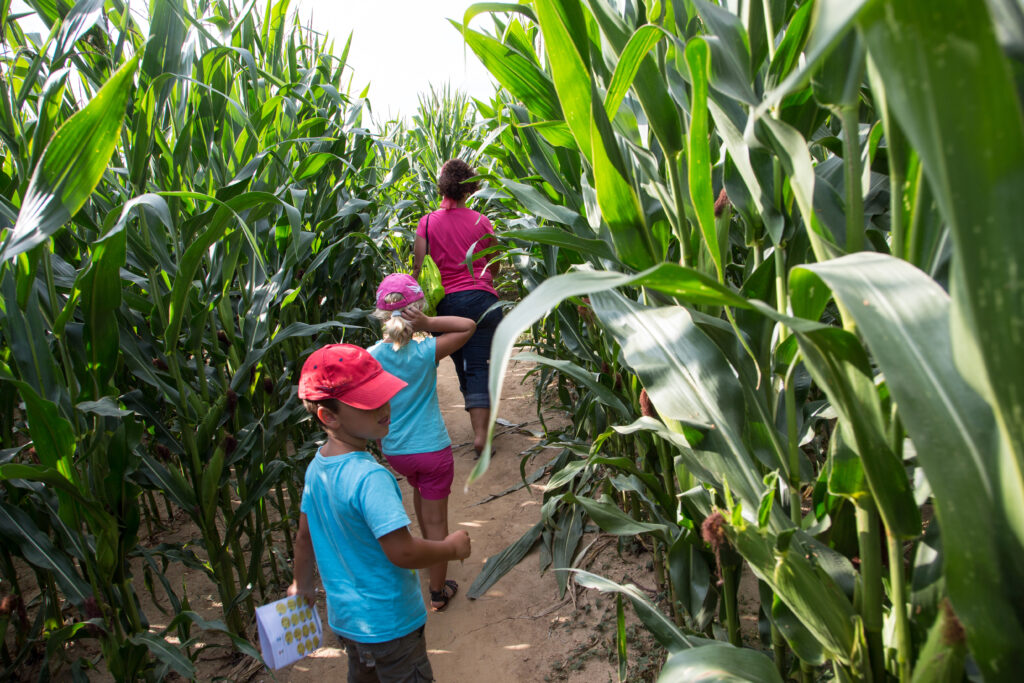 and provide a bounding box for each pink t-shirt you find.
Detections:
[417,207,498,296]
